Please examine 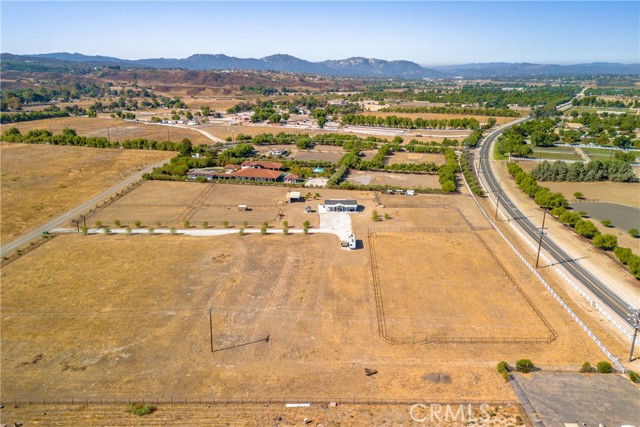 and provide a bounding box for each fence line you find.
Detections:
[8,397,517,407]
[465,159,627,373]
